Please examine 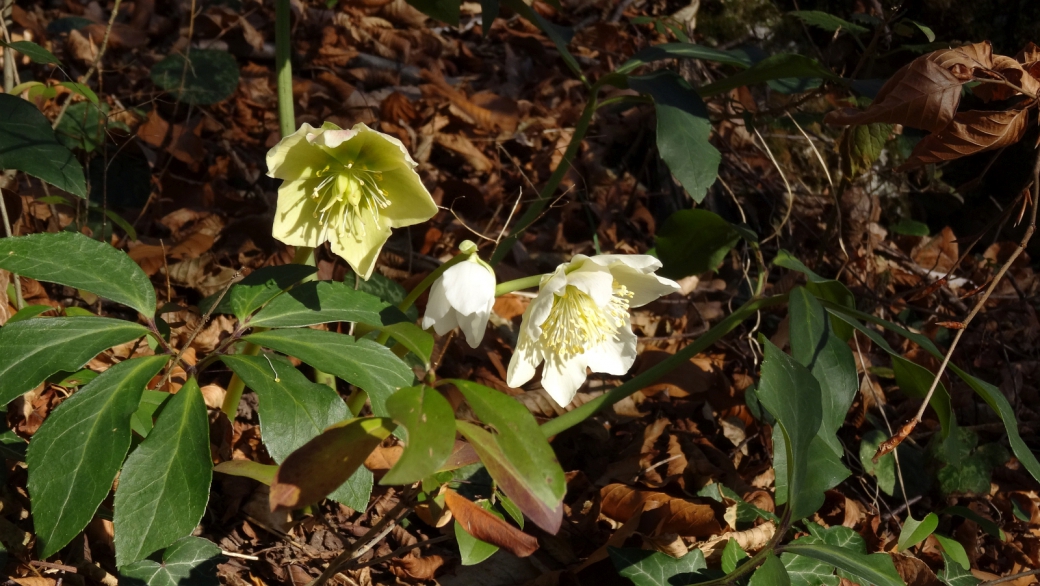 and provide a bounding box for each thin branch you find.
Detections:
[876,148,1040,459]
[52,0,123,129]
[979,568,1040,586]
